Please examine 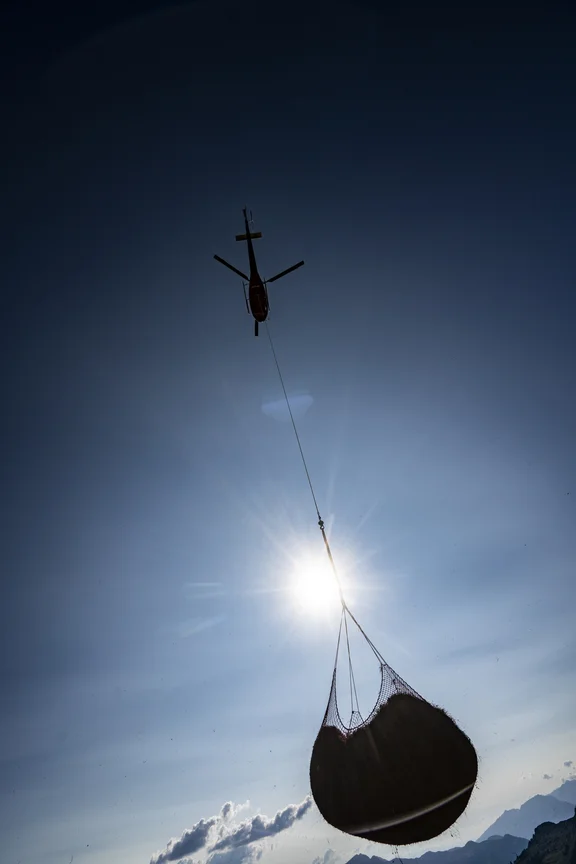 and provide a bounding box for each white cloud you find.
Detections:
[220,802,250,823]
[151,817,218,863]
[208,847,262,864]
[210,797,313,853]
[151,797,312,864]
